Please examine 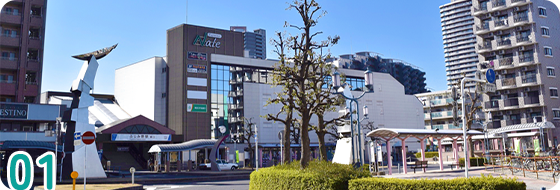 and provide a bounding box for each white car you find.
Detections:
[198,159,239,170]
